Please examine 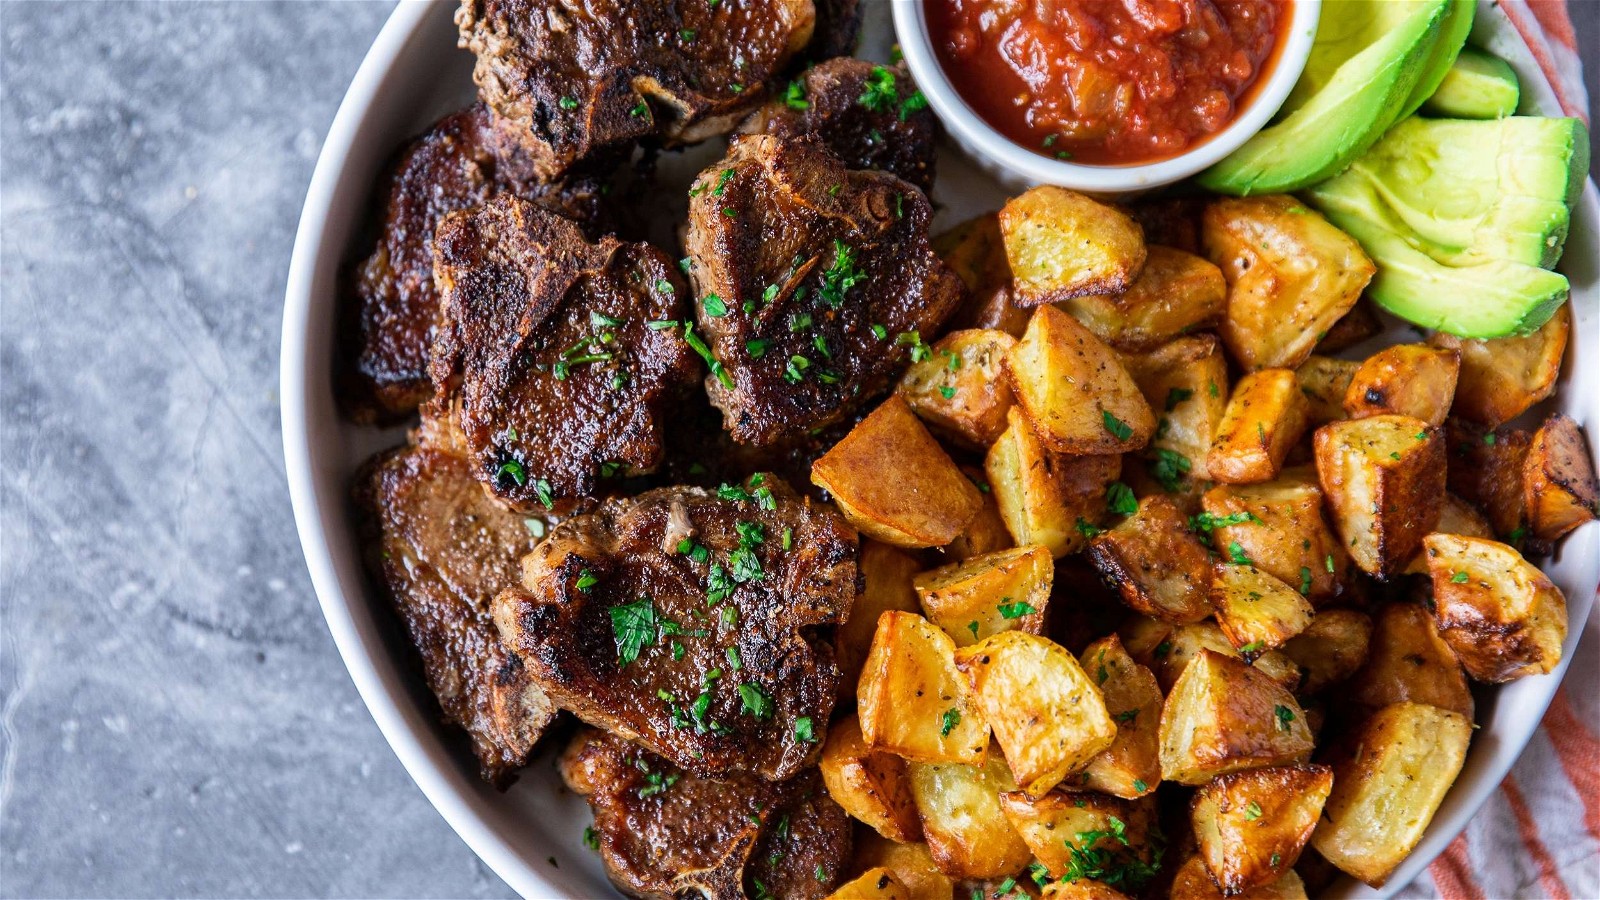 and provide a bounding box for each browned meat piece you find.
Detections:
[561,728,851,900]
[456,0,816,181]
[430,194,700,514]
[683,134,966,445]
[805,0,862,60]
[337,104,605,424]
[493,478,858,781]
[353,440,556,786]
[742,59,936,191]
